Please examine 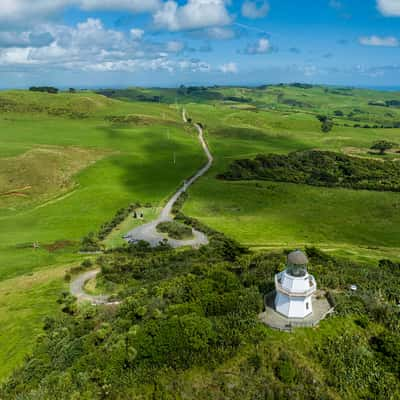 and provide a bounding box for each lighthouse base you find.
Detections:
[259,291,334,332]
[275,292,313,319]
